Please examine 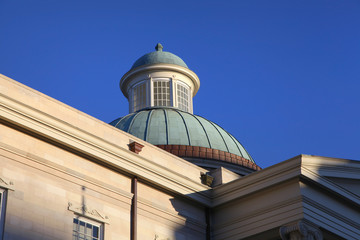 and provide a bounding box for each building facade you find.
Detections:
[0,44,359,240]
